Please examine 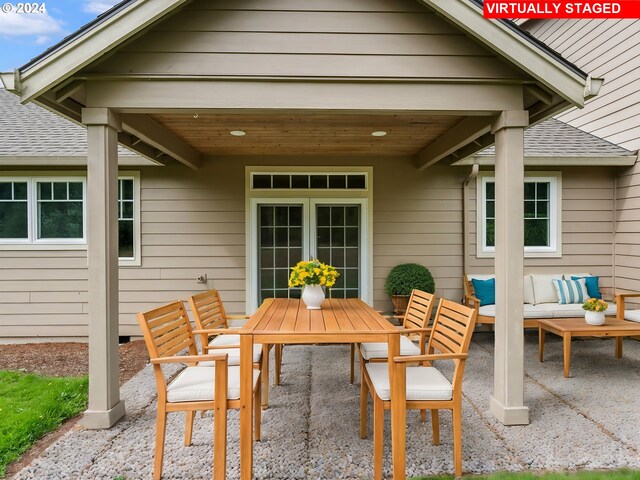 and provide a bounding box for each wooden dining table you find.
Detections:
[238,297,408,480]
